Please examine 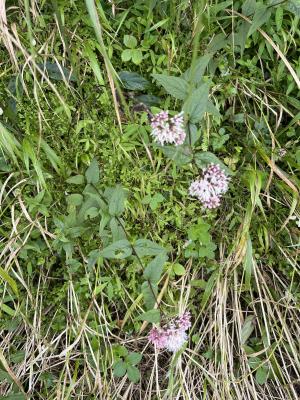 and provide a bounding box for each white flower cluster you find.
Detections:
[150,111,186,146]
[189,164,229,209]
